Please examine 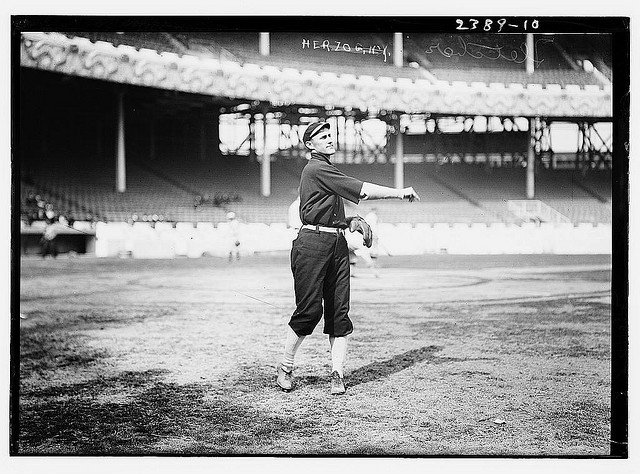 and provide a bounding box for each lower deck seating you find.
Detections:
[21,155,612,225]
